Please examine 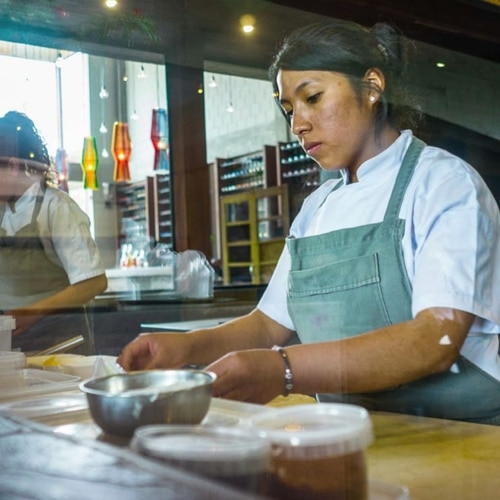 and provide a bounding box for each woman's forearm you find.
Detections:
[9,274,107,315]
[185,308,294,365]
